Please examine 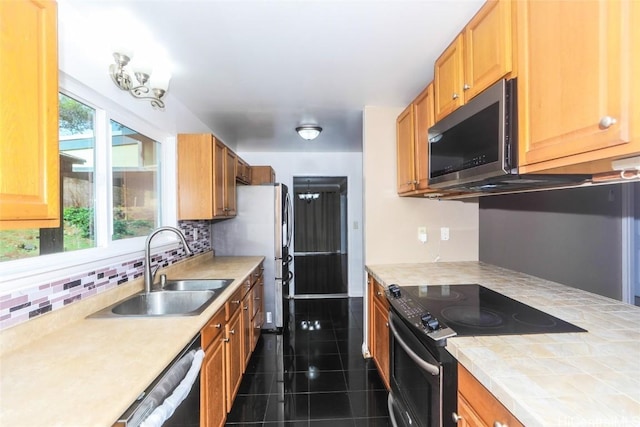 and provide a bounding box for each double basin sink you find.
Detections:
[90,279,234,318]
